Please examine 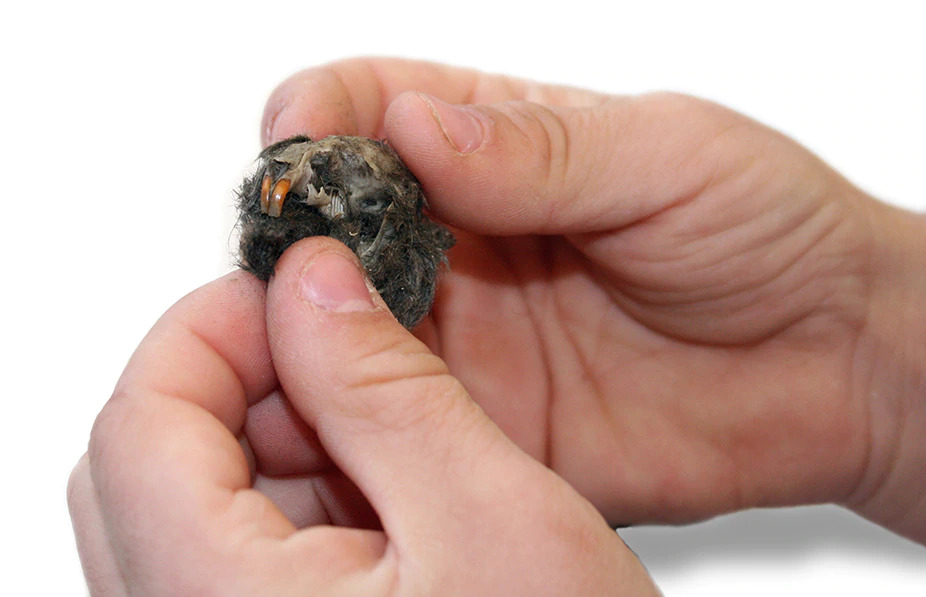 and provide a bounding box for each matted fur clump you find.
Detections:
[236,135,455,328]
